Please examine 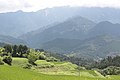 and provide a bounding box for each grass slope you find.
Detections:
[0,65,120,80]
[0,58,119,80]
[12,58,28,66]
[12,58,102,76]
[0,65,110,80]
